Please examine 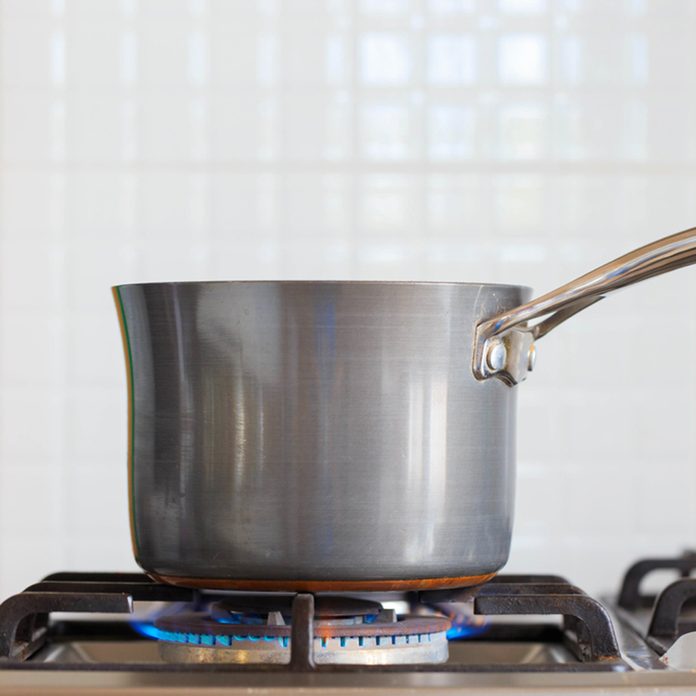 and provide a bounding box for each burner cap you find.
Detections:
[210,594,382,621]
